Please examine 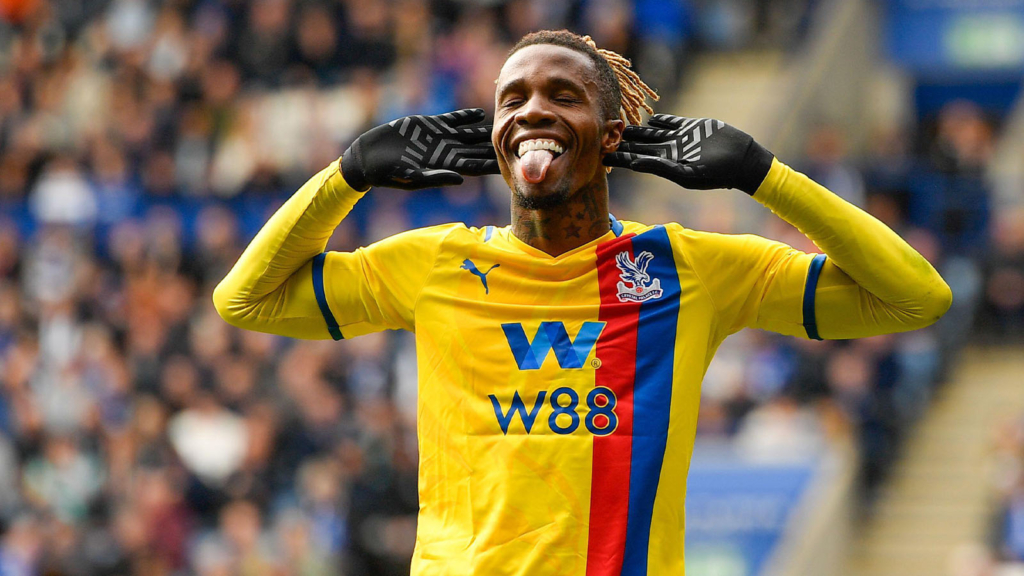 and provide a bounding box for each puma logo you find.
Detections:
[461,259,500,294]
